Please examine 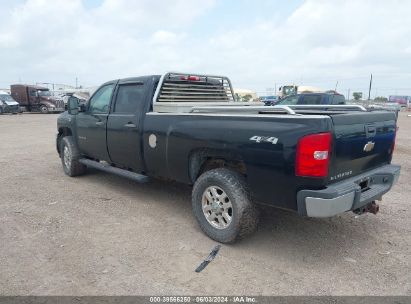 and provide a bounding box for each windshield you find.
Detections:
[0,94,15,102]
[38,90,51,97]
[283,86,297,96]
